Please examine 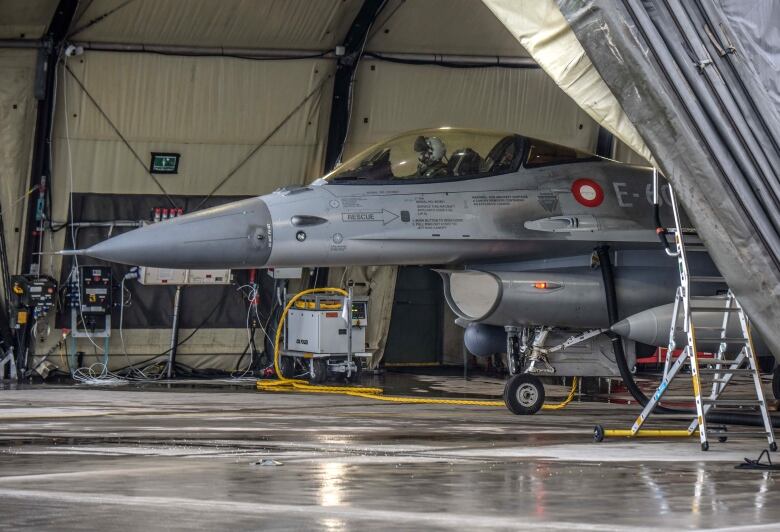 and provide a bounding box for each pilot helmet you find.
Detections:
[414,135,446,165]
